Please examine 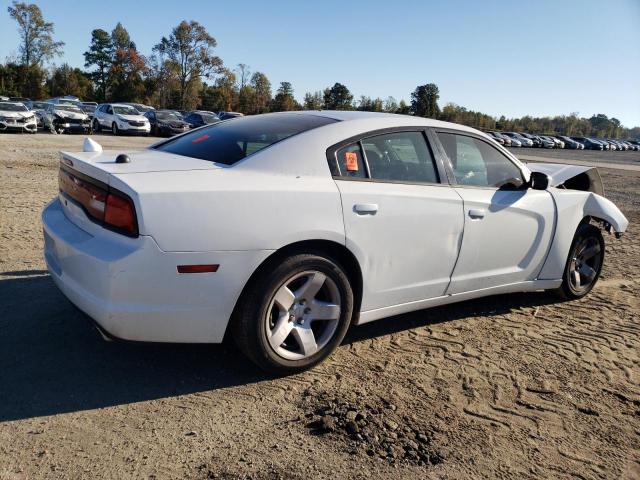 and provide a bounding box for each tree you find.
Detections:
[383,96,398,113]
[250,72,271,114]
[111,22,132,50]
[303,91,323,110]
[109,47,148,102]
[84,29,113,101]
[236,63,251,89]
[271,81,297,111]
[411,83,440,118]
[155,20,223,109]
[46,64,92,98]
[323,82,353,110]
[7,1,64,66]
[0,62,46,98]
